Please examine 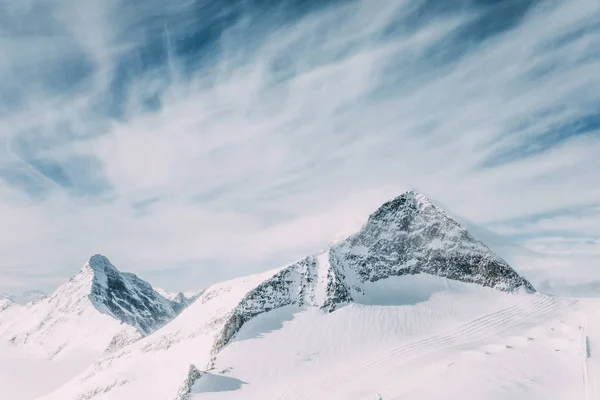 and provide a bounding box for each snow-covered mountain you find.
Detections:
[0,255,179,358]
[86,255,179,335]
[0,298,16,312]
[0,290,47,305]
[338,191,534,291]
[209,191,535,356]
[155,288,203,312]
[39,191,539,400]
